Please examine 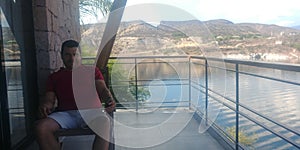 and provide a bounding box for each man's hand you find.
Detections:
[37,91,56,119]
[95,79,116,113]
[105,99,116,113]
